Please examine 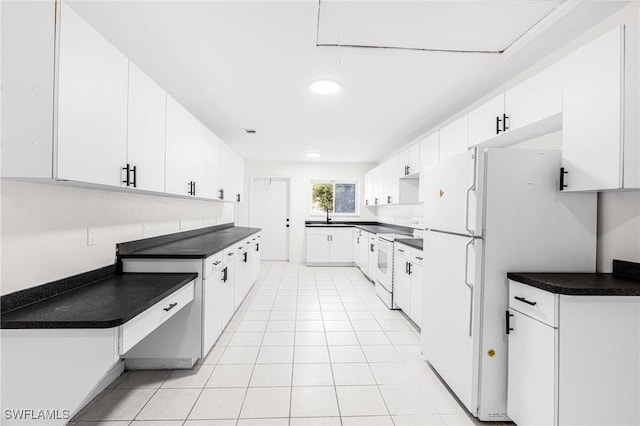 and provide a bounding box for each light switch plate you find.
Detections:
[87,228,96,246]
